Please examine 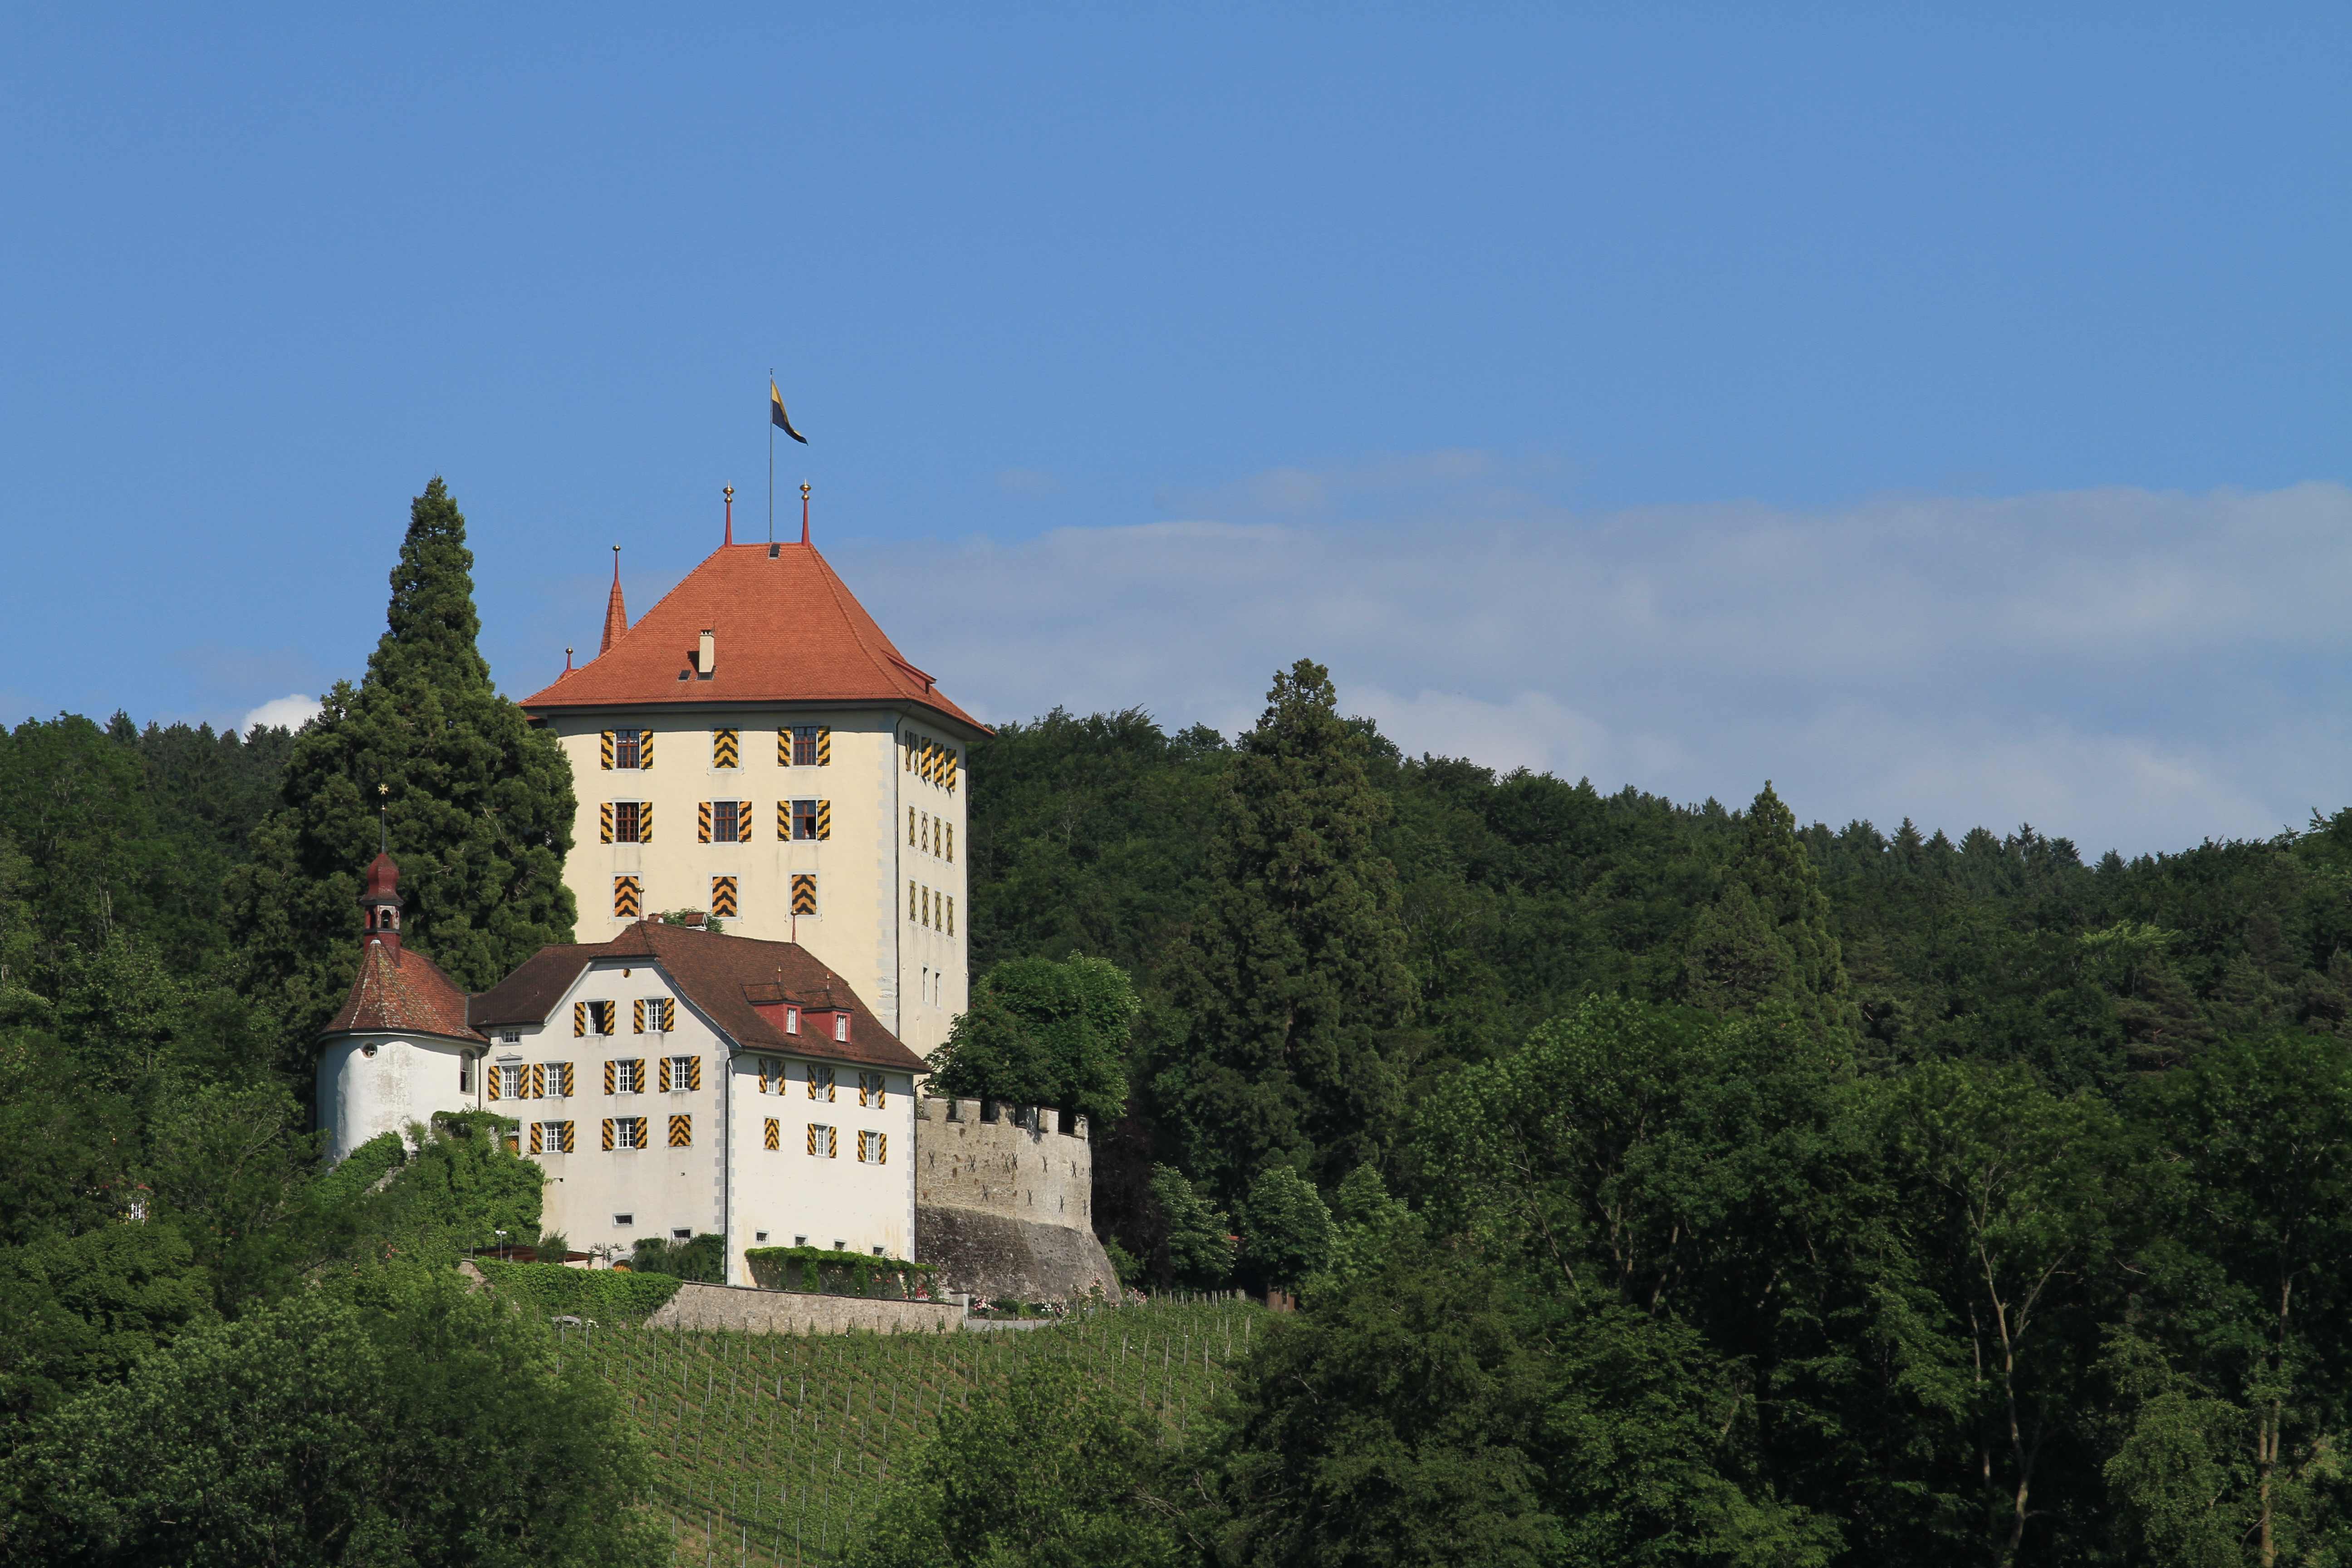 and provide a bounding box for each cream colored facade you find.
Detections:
[539,707,970,1058]
[483,952,918,1282]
